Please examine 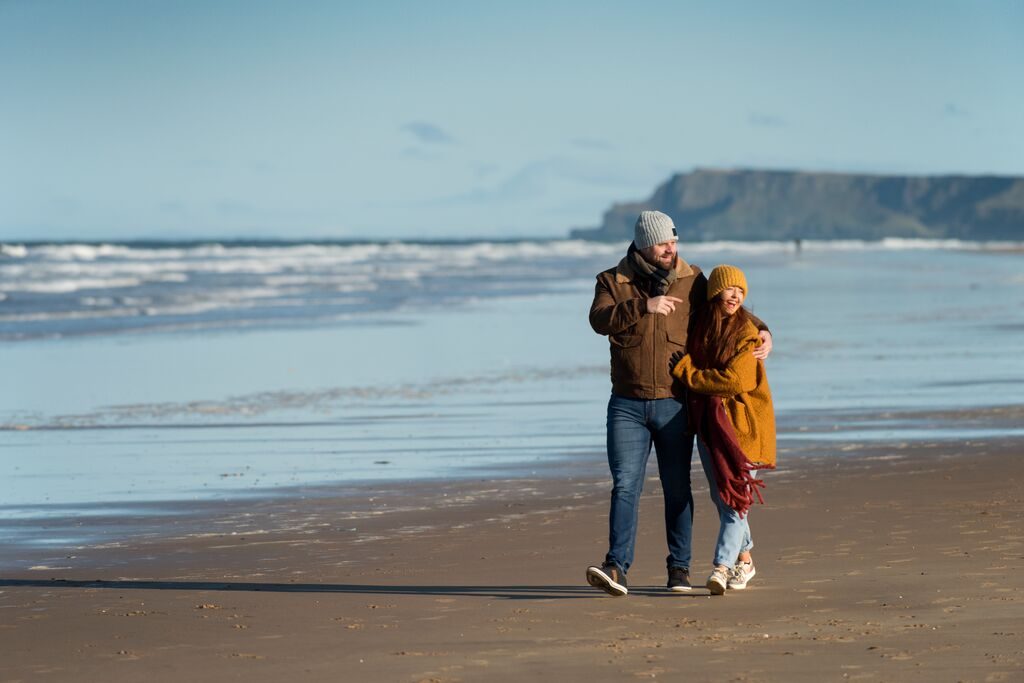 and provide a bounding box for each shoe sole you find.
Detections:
[667,584,692,592]
[586,566,627,597]
[707,577,727,595]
